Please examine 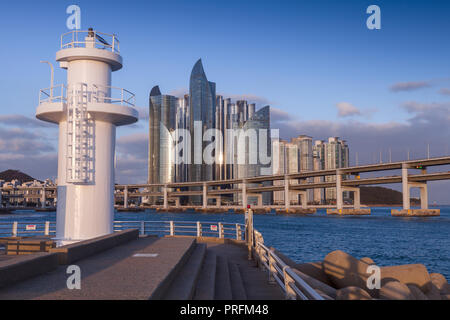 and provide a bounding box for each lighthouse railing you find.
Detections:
[38,83,135,108]
[39,84,67,104]
[60,30,120,54]
[92,84,136,107]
